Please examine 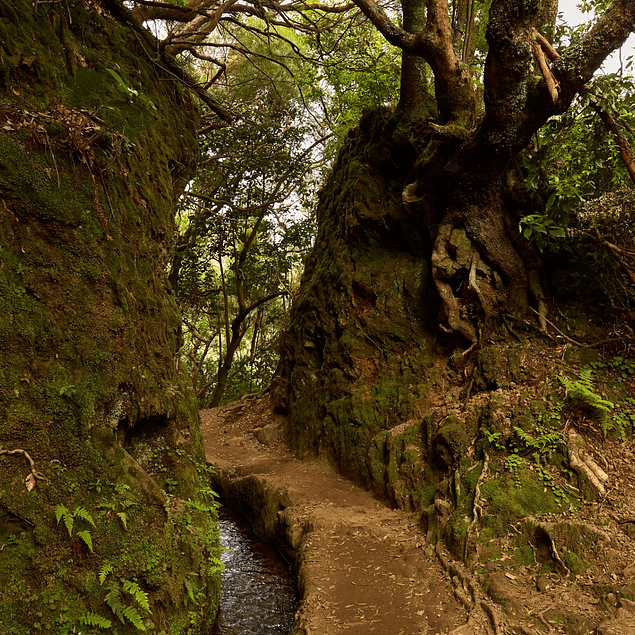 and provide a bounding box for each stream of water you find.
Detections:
[212,506,298,635]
